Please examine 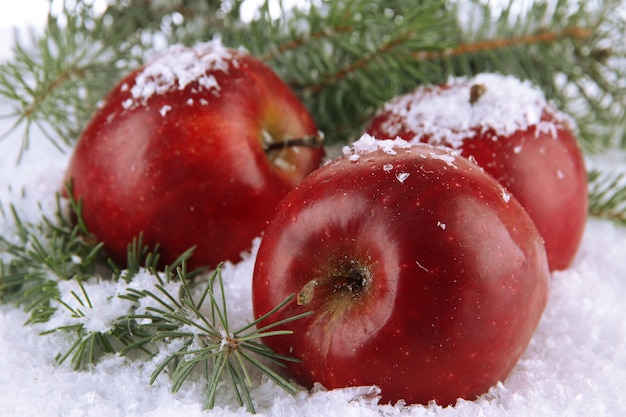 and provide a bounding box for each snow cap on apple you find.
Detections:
[366,73,588,271]
[253,135,550,407]
[65,40,325,269]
